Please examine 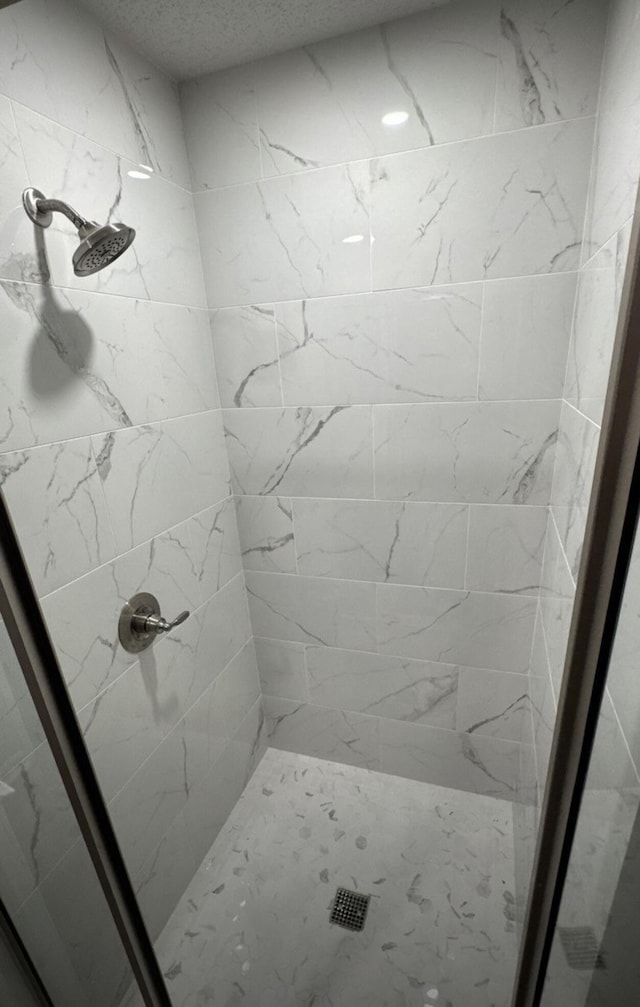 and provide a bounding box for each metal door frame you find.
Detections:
[512,191,640,1006]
